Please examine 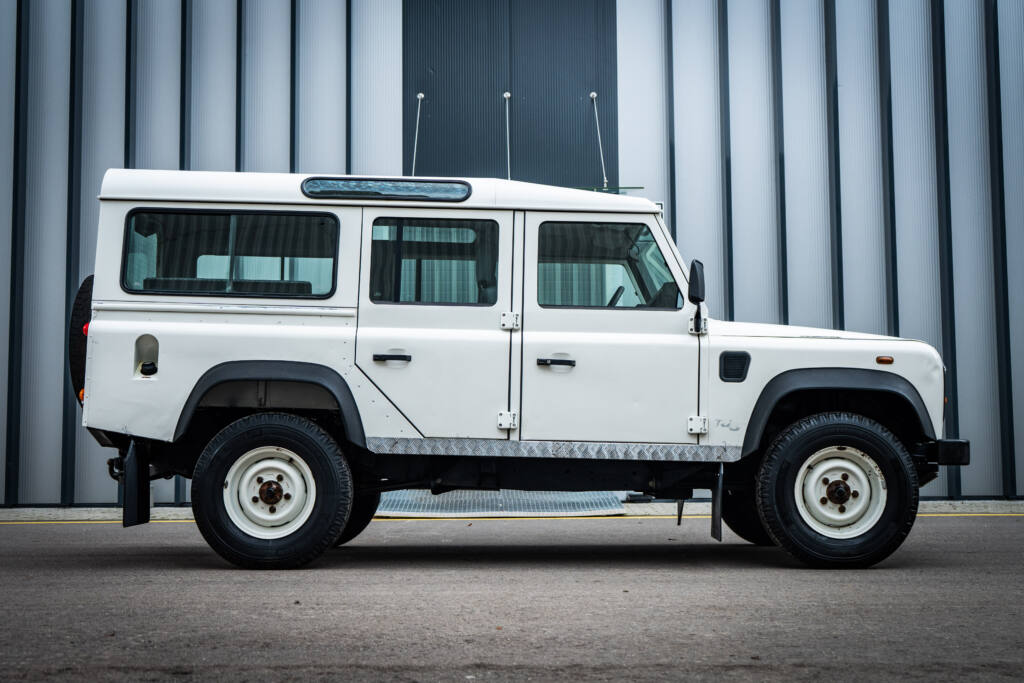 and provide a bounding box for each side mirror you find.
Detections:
[688,260,706,304]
